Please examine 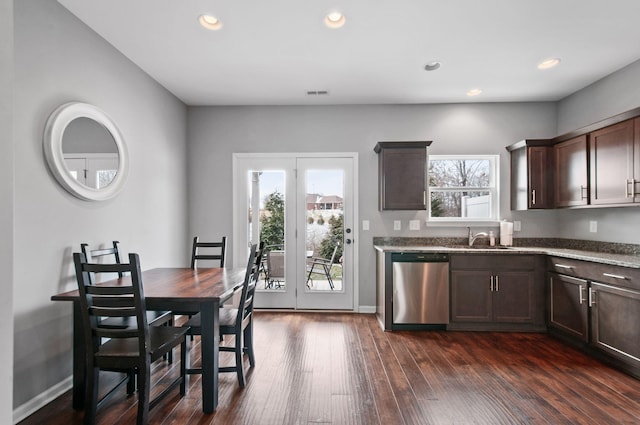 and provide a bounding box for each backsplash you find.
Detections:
[372,237,640,256]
